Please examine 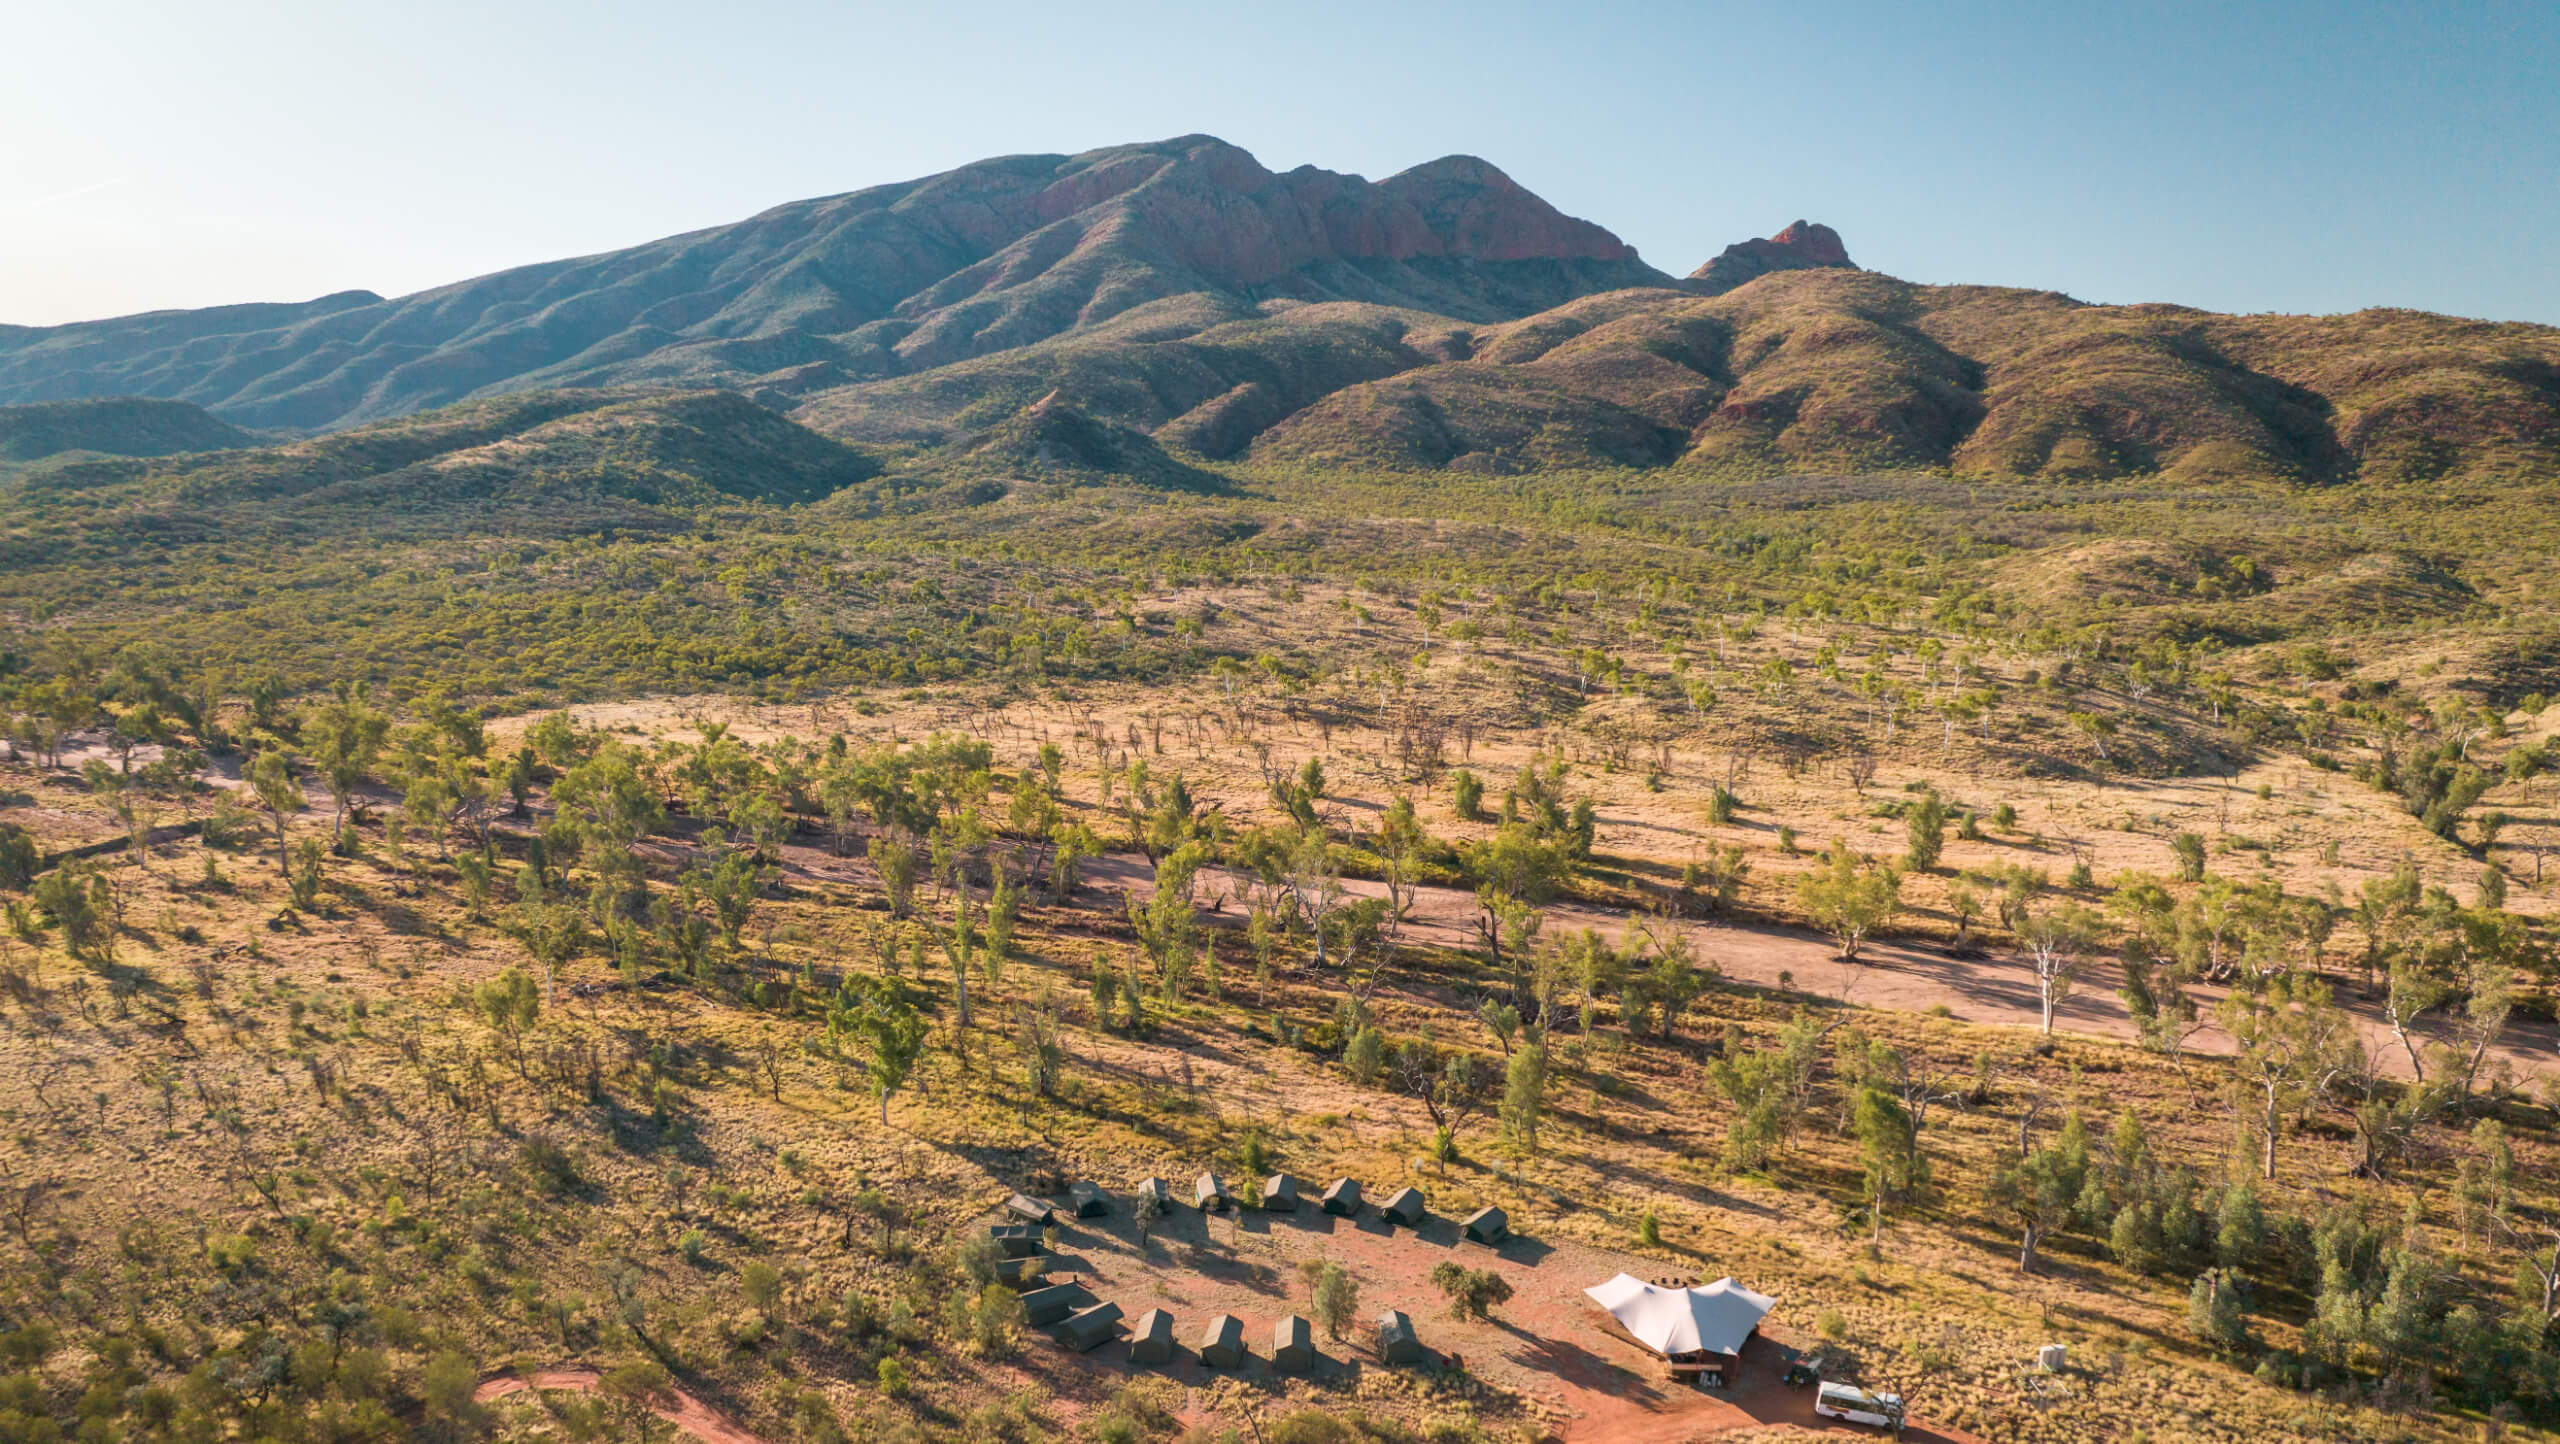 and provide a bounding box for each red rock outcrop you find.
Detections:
[1768,221,1851,266]
[1687,220,1858,294]
[908,138,1639,300]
